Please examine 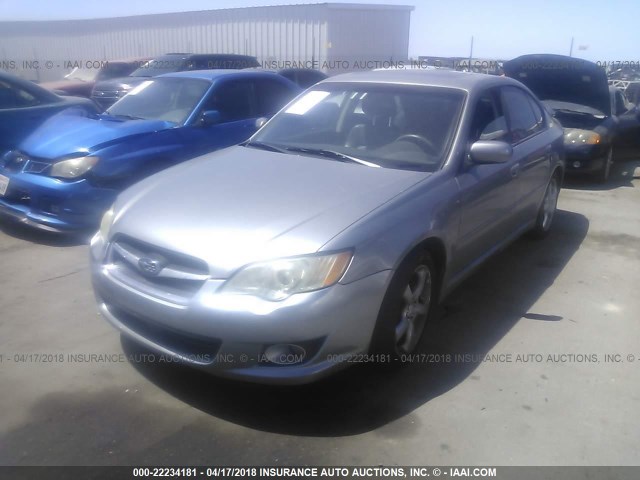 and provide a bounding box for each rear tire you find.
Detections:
[529,173,560,239]
[370,249,438,357]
